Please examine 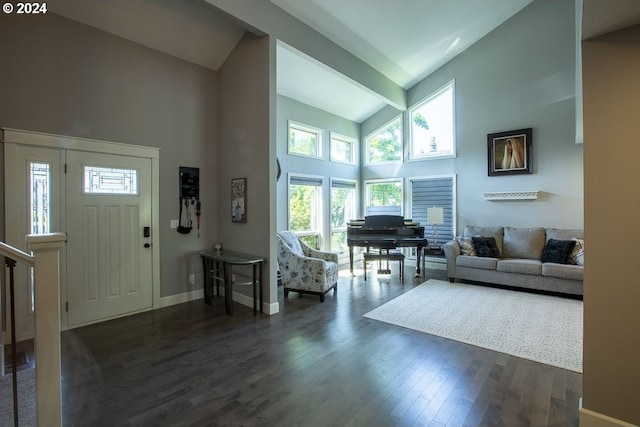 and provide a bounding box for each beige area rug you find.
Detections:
[364,280,583,372]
